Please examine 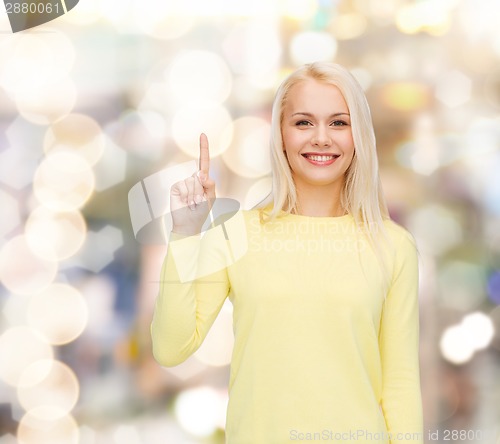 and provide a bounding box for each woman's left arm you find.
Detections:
[379,228,424,444]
